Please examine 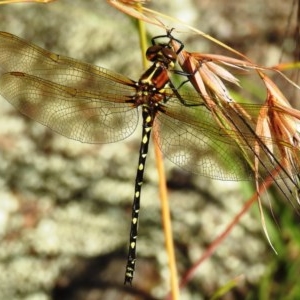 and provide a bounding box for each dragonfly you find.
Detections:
[0,30,299,284]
